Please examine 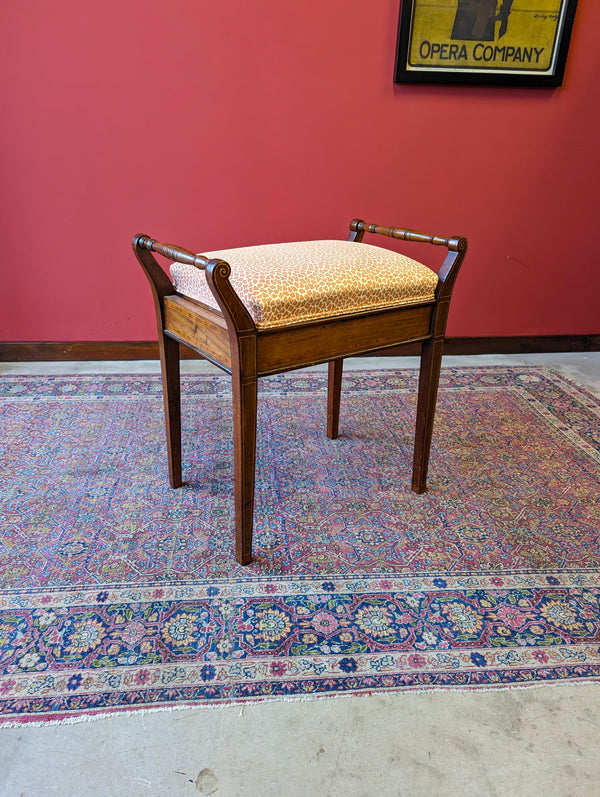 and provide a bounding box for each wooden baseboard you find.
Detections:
[1,336,599,362]
[379,334,600,357]
[0,341,175,362]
